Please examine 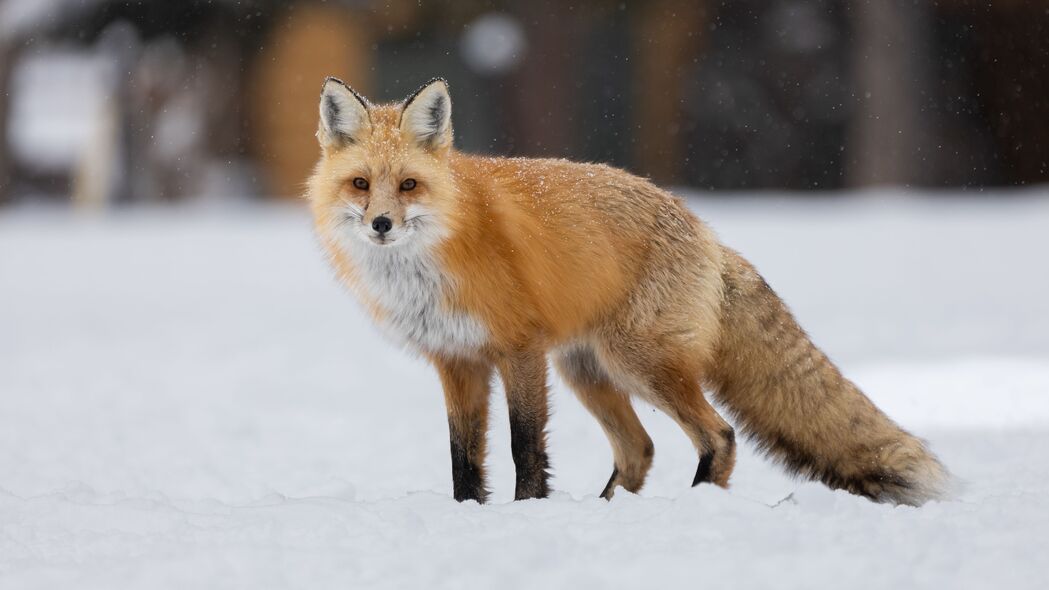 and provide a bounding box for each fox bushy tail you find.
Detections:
[708,248,949,506]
